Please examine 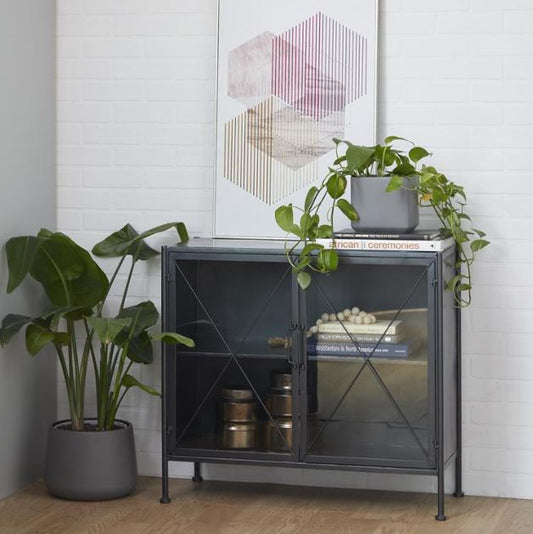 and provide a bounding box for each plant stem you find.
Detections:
[119,257,136,313]
[55,345,82,430]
